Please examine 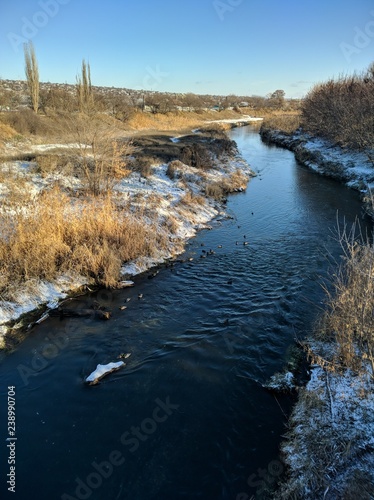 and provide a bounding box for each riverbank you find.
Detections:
[260,126,374,220]
[260,124,374,499]
[0,120,258,348]
[276,363,374,499]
